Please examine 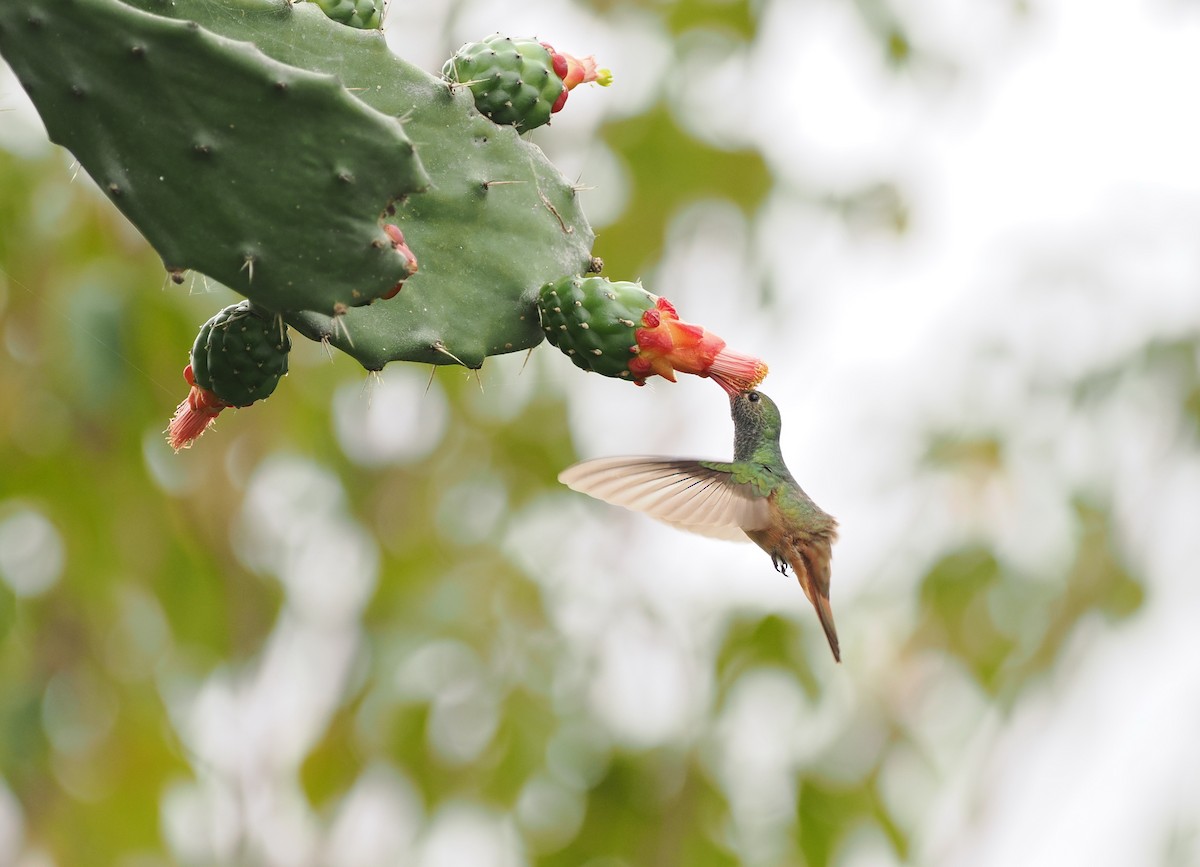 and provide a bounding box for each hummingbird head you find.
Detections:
[730,390,783,460]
